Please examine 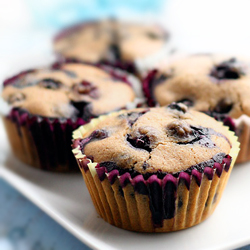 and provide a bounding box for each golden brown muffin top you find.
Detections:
[2,63,135,118]
[54,19,168,63]
[77,104,232,174]
[153,55,250,119]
